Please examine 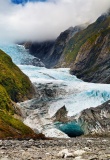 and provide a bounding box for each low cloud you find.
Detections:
[0,0,110,42]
